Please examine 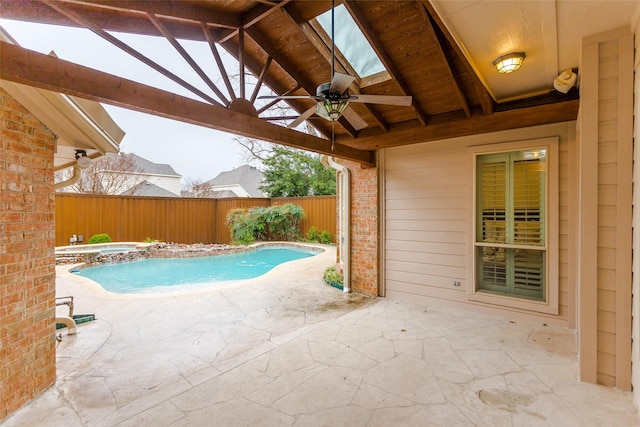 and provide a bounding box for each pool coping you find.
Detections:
[148,241,325,259]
